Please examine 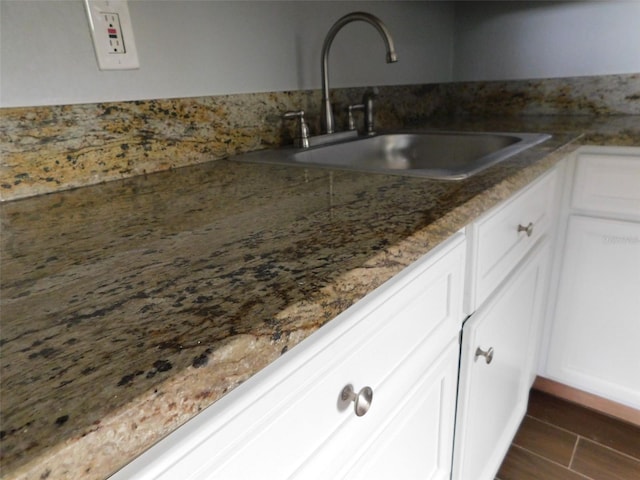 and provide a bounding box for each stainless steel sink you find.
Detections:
[233,131,552,180]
